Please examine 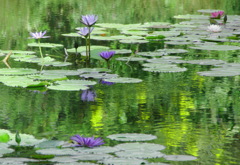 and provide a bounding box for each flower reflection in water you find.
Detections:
[100,79,115,86]
[81,89,96,102]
